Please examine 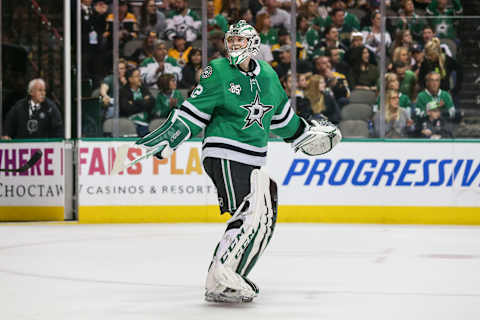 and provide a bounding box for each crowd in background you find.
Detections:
[1,0,467,139]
